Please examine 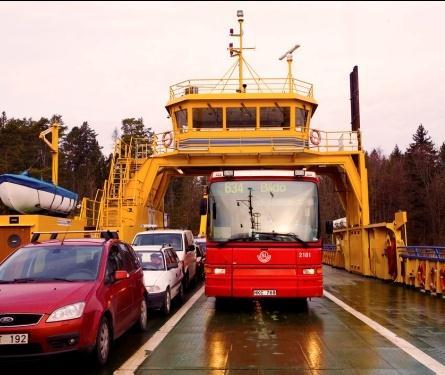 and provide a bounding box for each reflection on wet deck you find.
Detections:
[136,266,441,374]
